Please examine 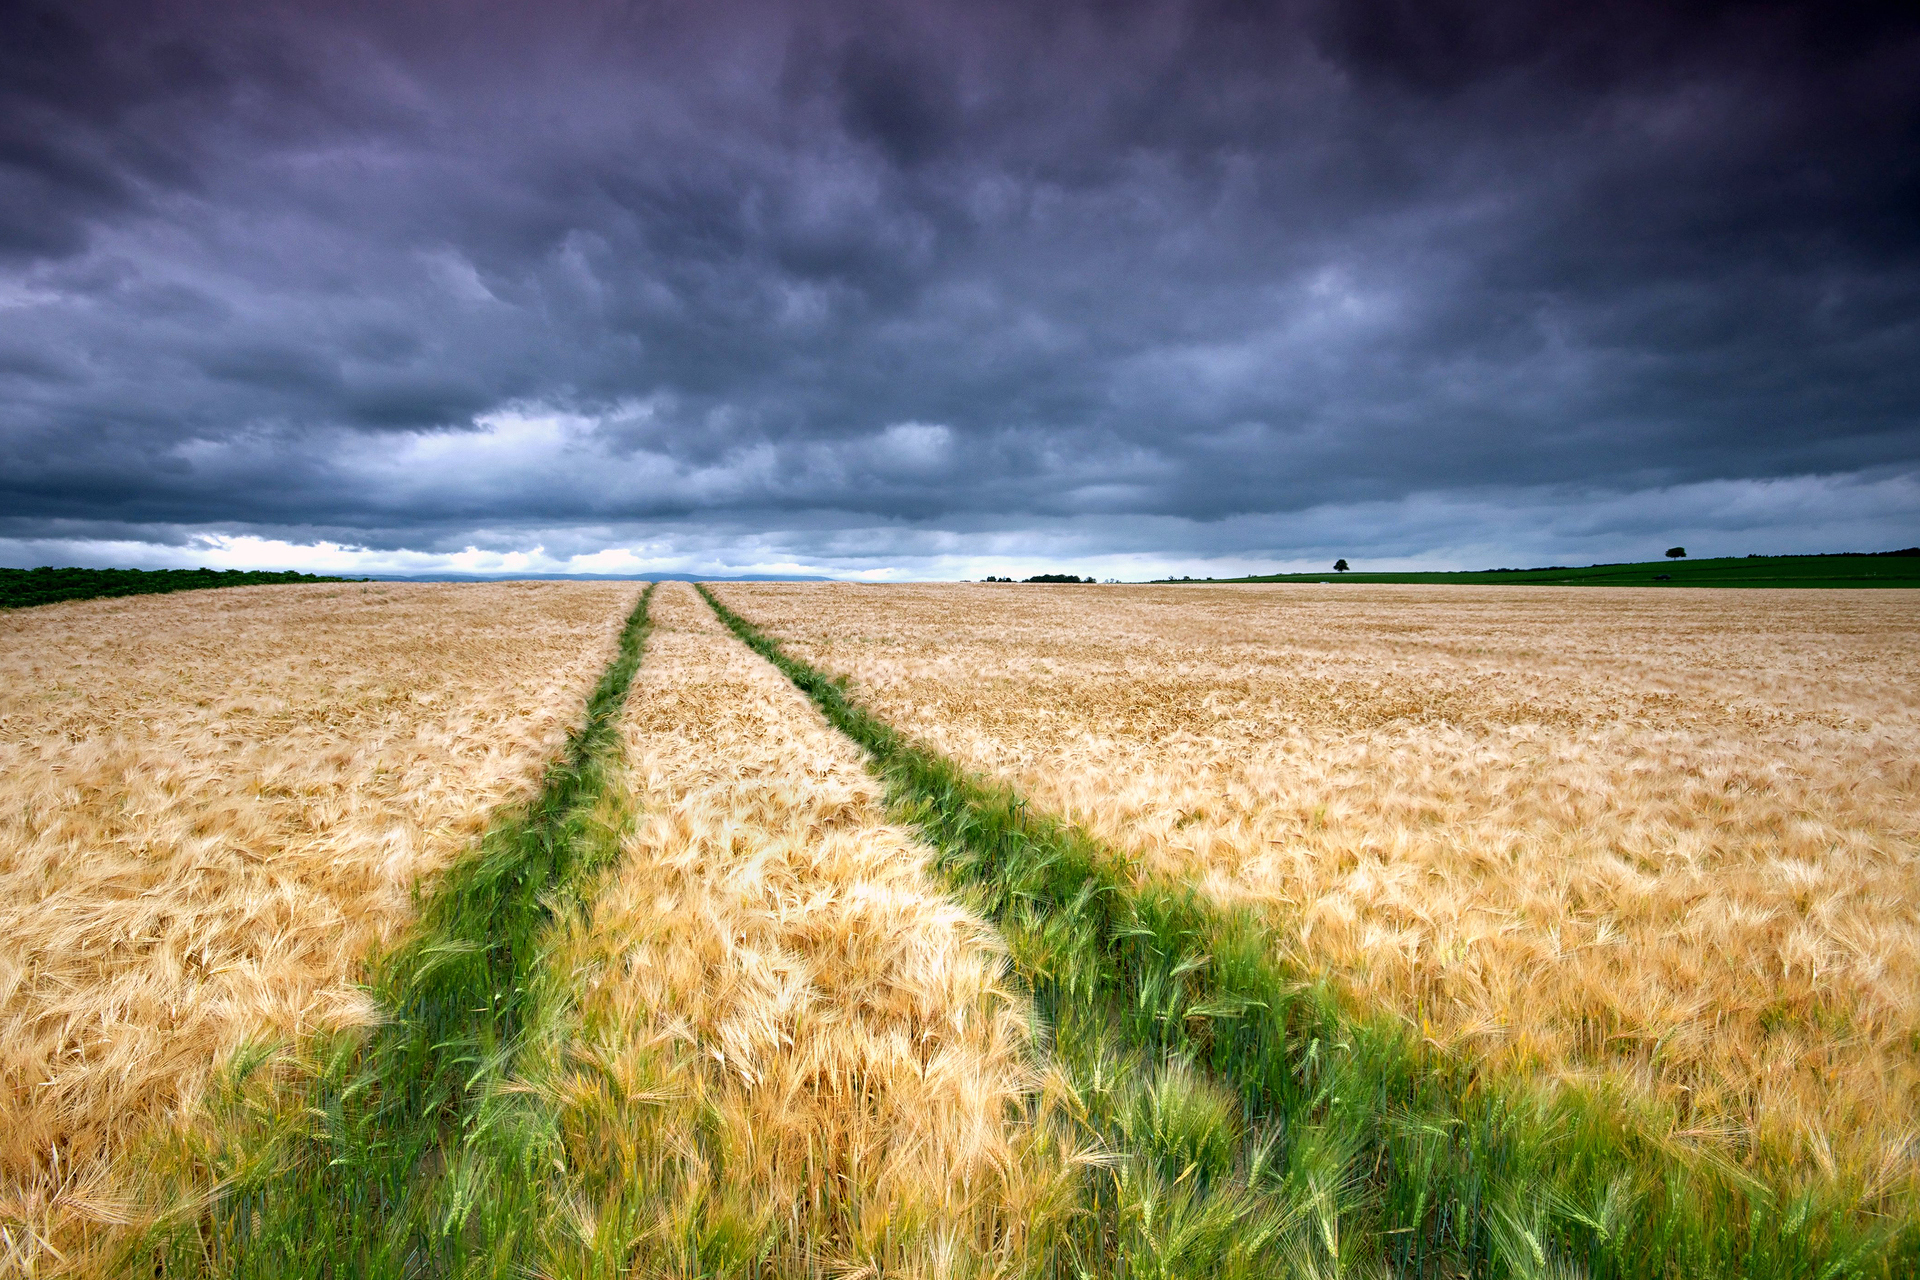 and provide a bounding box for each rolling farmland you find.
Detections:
[3,577,1915,1277]
[0,581,636,1272]
[540,584,1056,1274]
[717,583,1920,1254]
